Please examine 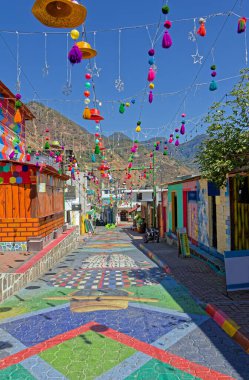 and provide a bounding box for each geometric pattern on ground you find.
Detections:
[48,267,166,289]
